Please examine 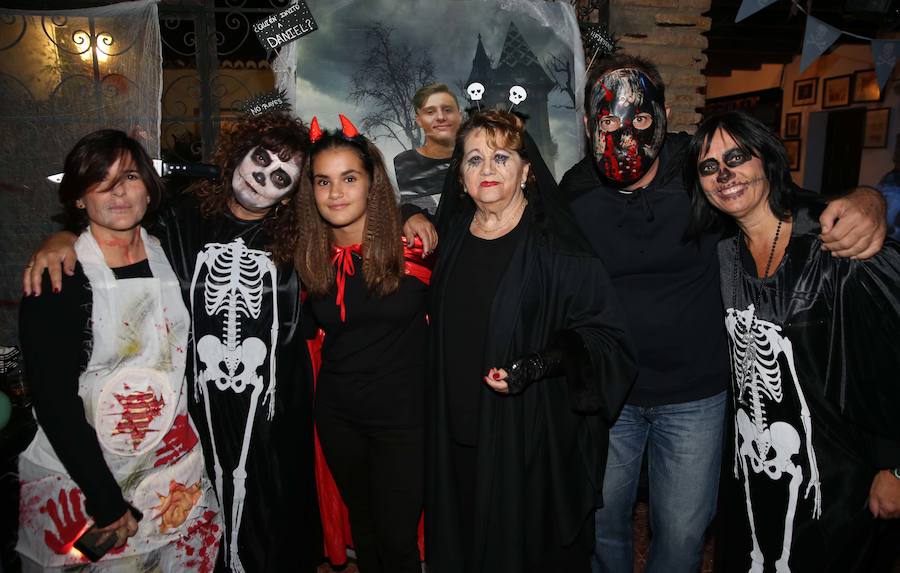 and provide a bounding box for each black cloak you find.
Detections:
[425,132,638,572]
[715,202,900,573]
[151,194,321,572]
